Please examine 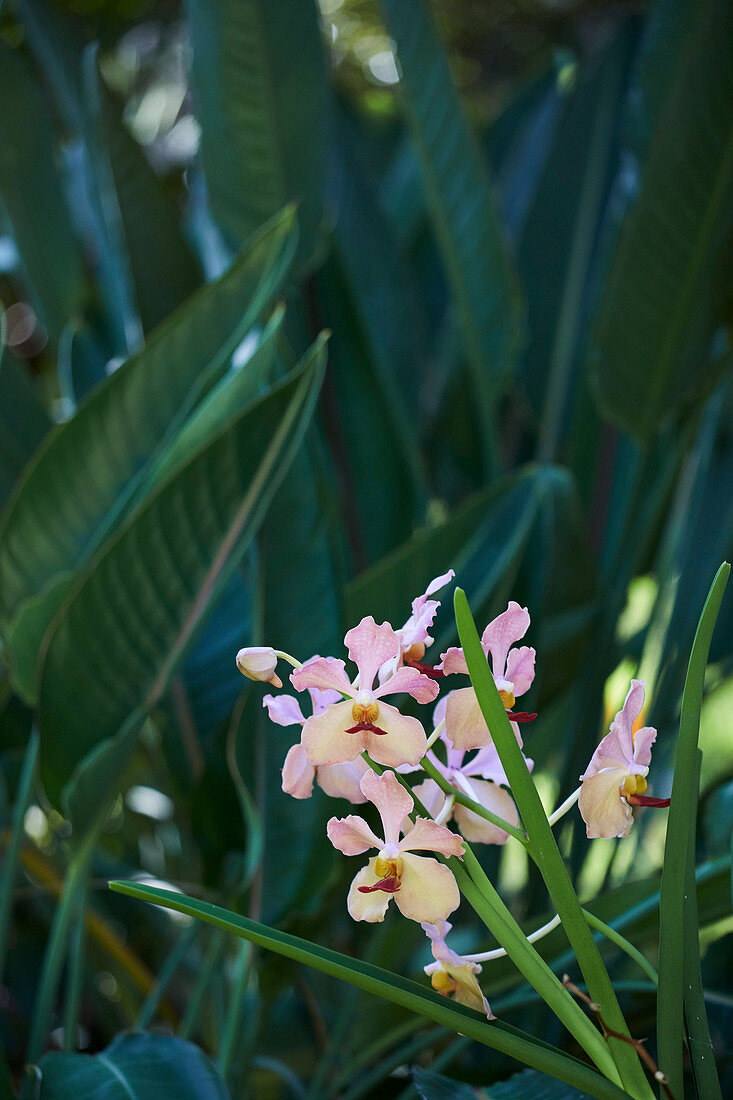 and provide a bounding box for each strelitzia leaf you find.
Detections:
[108,880,630,1100]
[37,345,325,805]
